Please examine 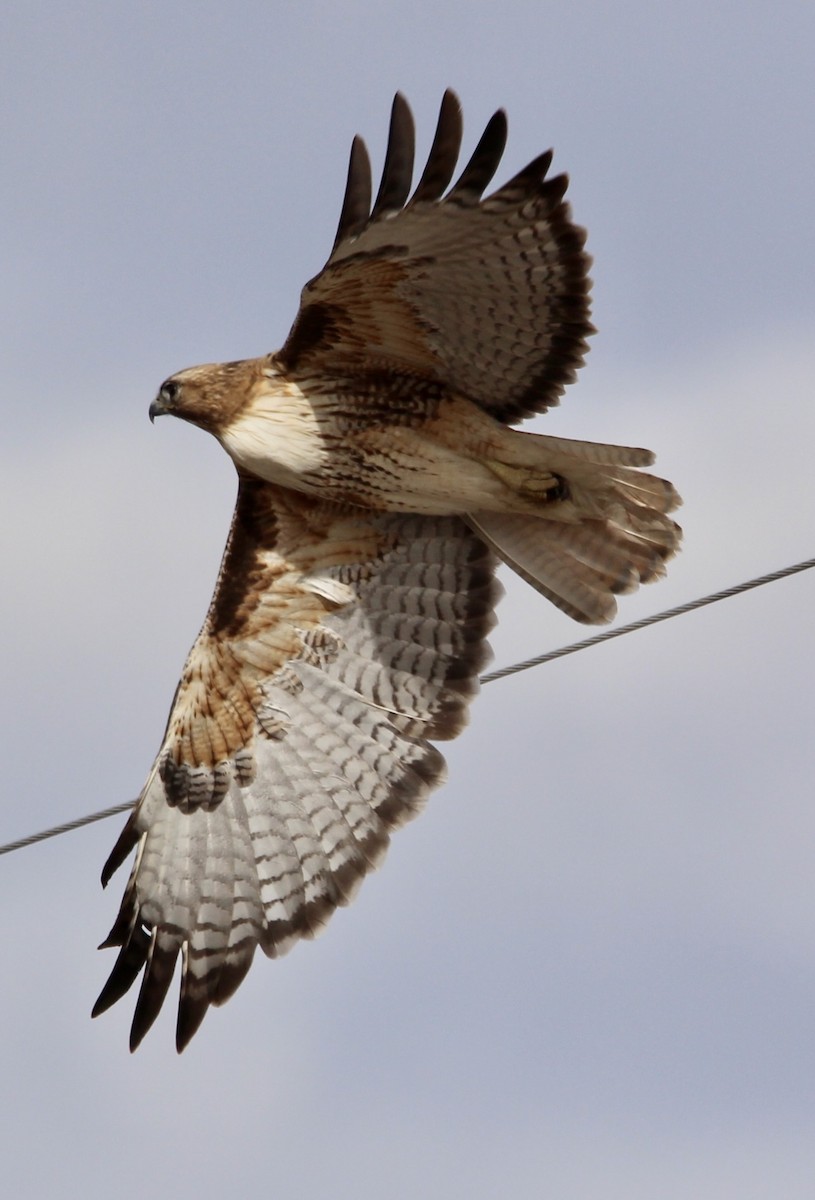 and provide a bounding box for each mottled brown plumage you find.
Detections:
[95,91,681,1051]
